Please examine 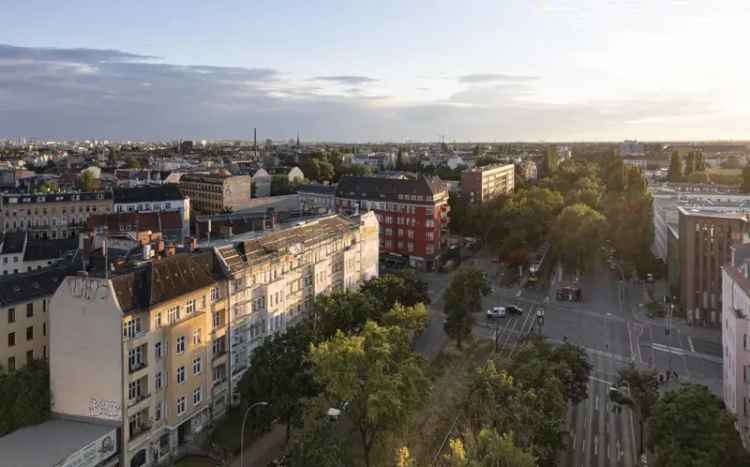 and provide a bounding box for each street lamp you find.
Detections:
[535,307,545,336]
[240,401,269,467]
